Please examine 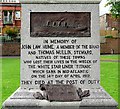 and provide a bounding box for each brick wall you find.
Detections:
[0,42,20,56]
[100,14,120,31]
[100,38,120,54]
[100,30,119,37]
